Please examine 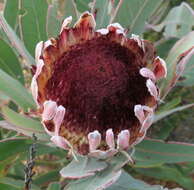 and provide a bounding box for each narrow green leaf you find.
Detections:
[135,139,194,163]
[1,106,49,141]
[60,155,107,179]
[75,0,91,12]
[4,0,19,29]
[134,160,163,168]
[0,13,35,66]
[65,168,121,190]
[0,184,18,190]
[156,97,181,113]
[46,0,78,38]
[160,31,194,98]
[154,103,194,123]
[0,137,58,162]
[0,138,29,161]
[0,177,40,190]
[0,69,35,111]
[46,2,61,38]
[0,39,24,84]
[114,0,164,35]
[107,170,166,190]
[0,155,18,175]
[34,170,60,186]
[156,38,178,59]
[65,152,131,190]
[178,54,194,86]
[154,120,176,141]
[1,106,43,132]
[135,165,194,190]
[19,0,48,56]
[94,0,113,29]
[47,182,61,190]
[149,2,194,38]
